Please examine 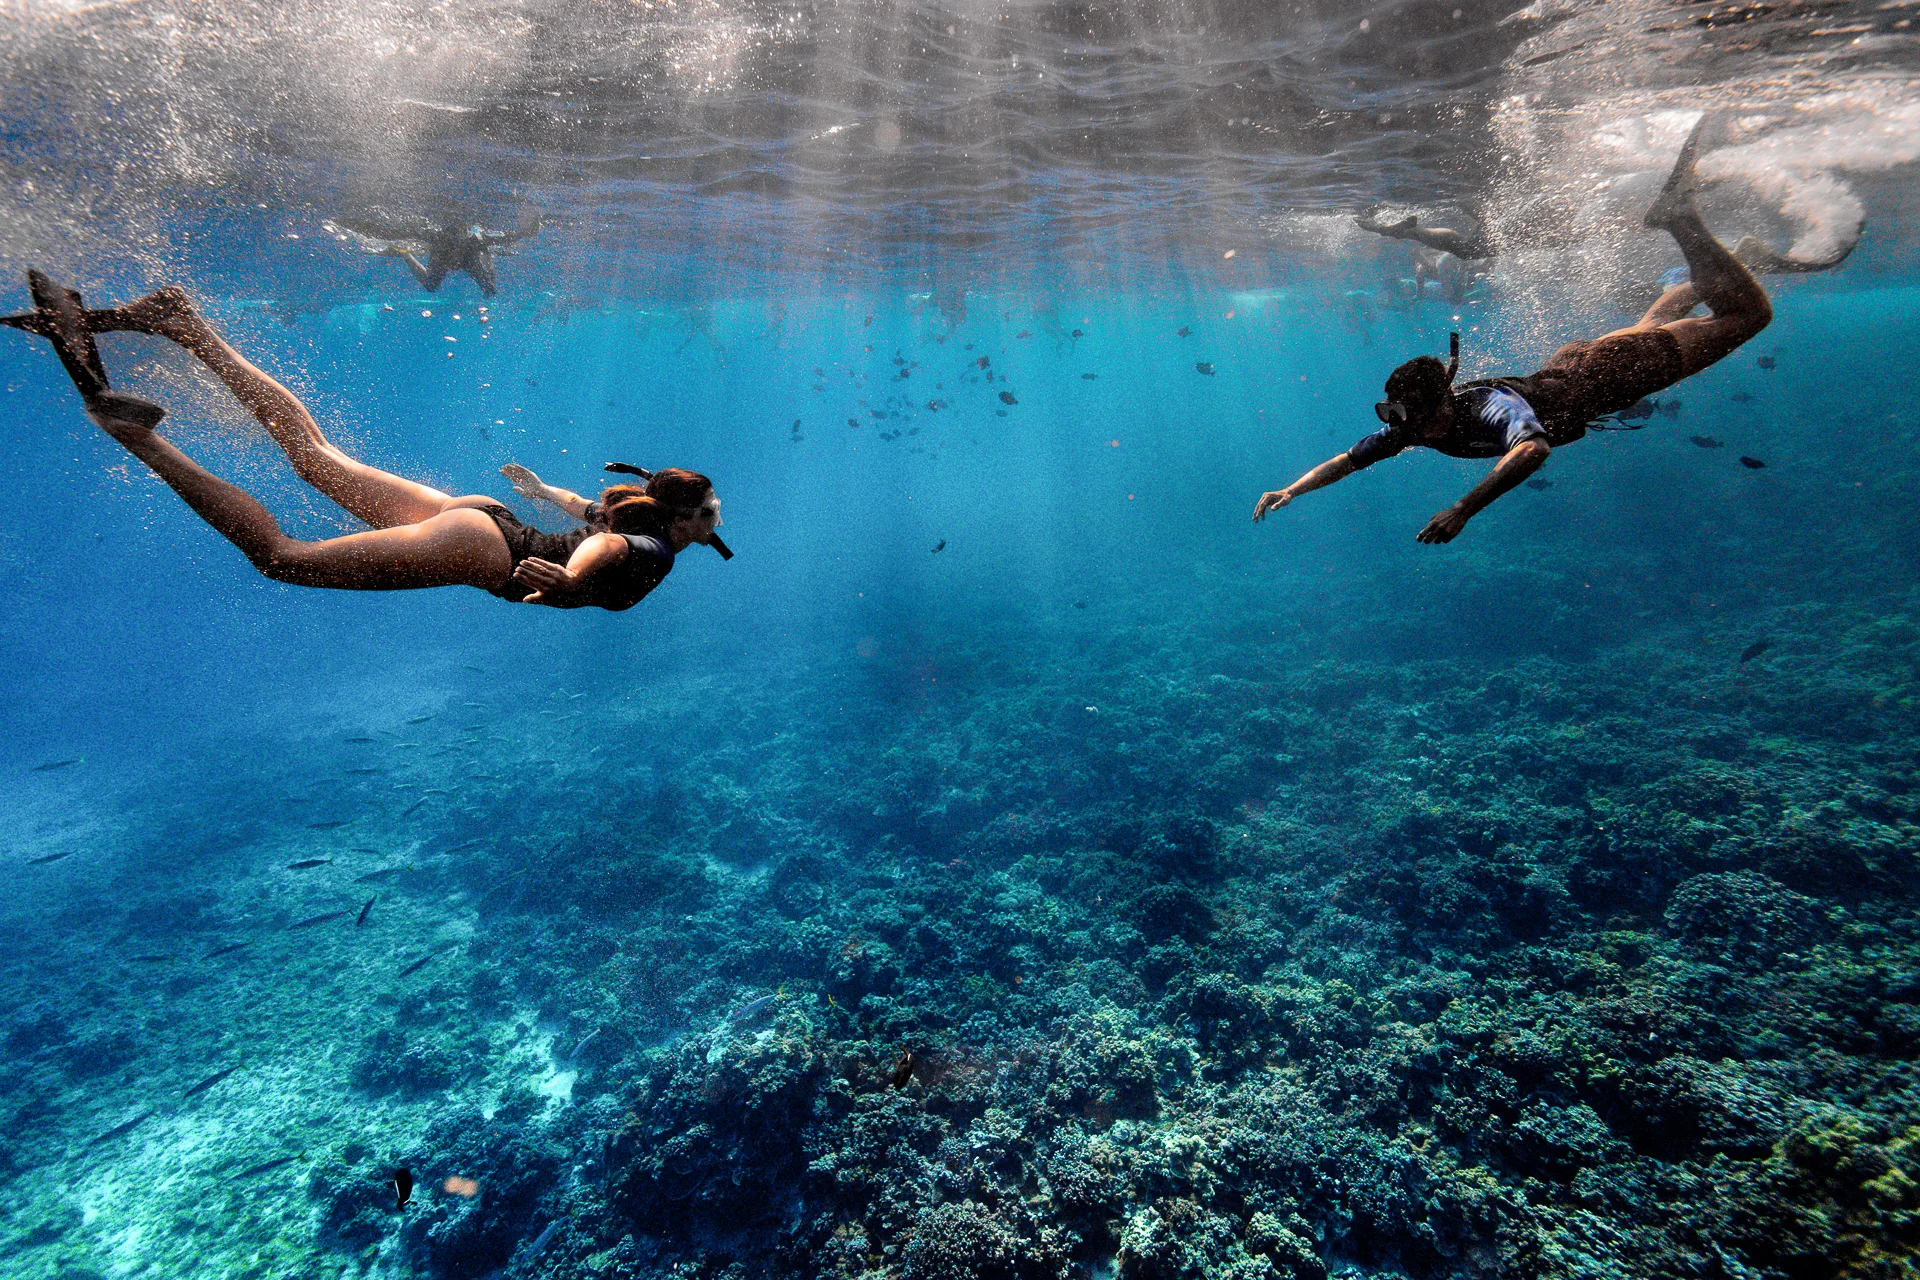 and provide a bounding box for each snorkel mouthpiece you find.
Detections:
[604,461,733,560]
